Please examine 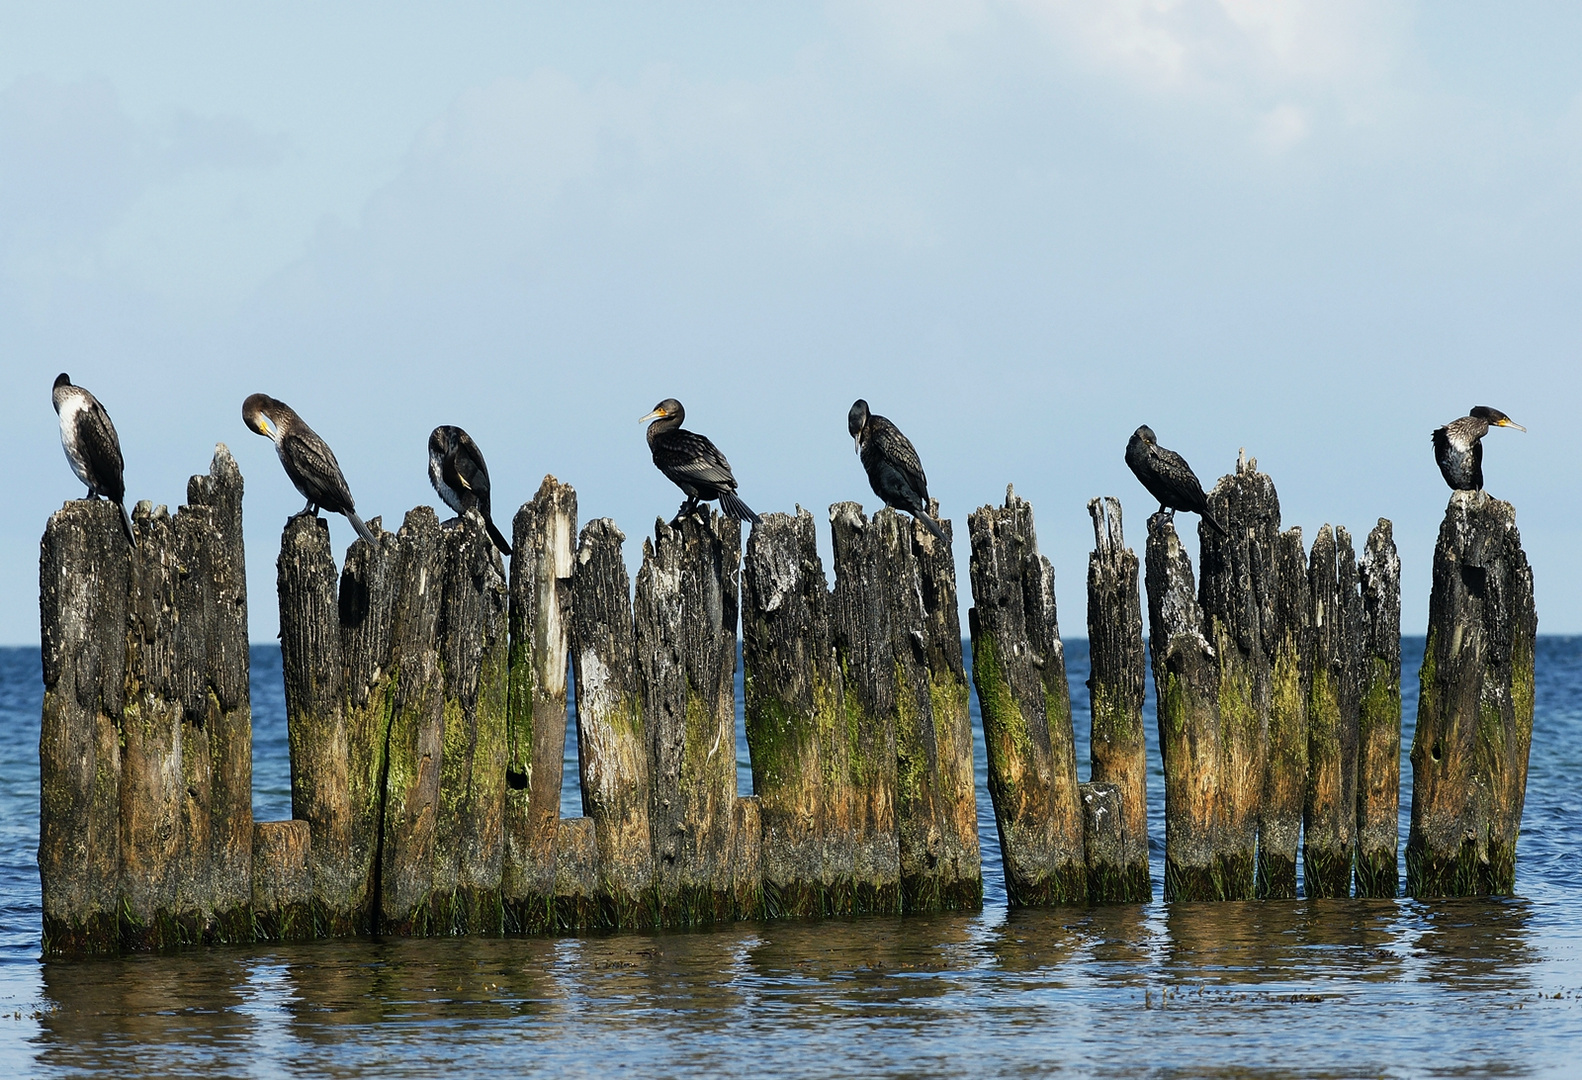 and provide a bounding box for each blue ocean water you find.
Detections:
[0,638,1578,1078]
